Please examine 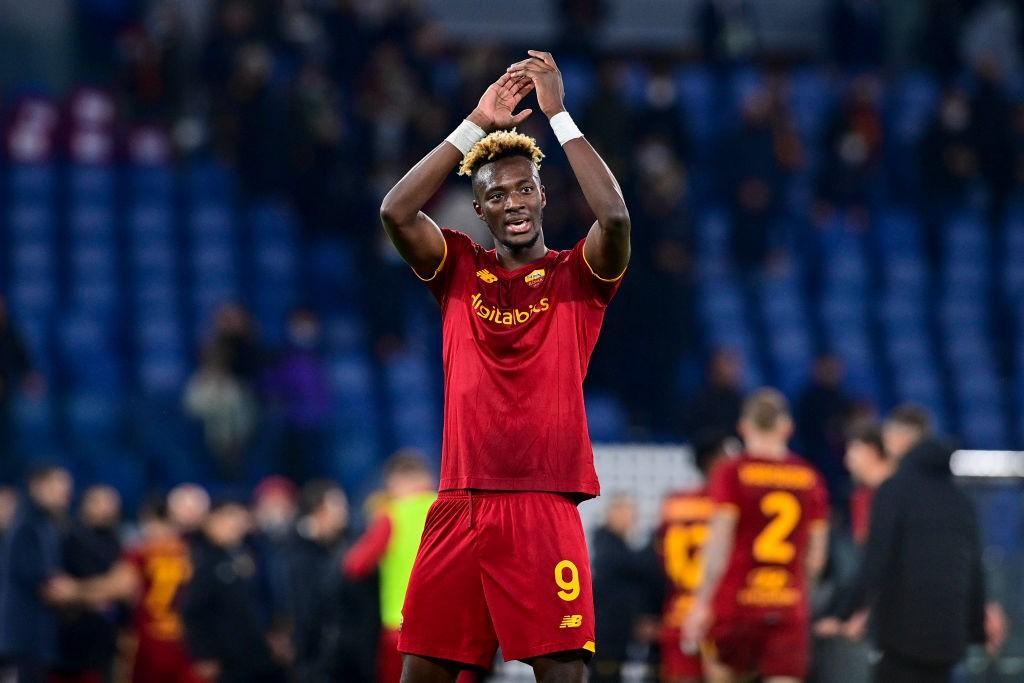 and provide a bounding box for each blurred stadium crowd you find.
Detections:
[0,0,1023,678]
[3,0,1024,498]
